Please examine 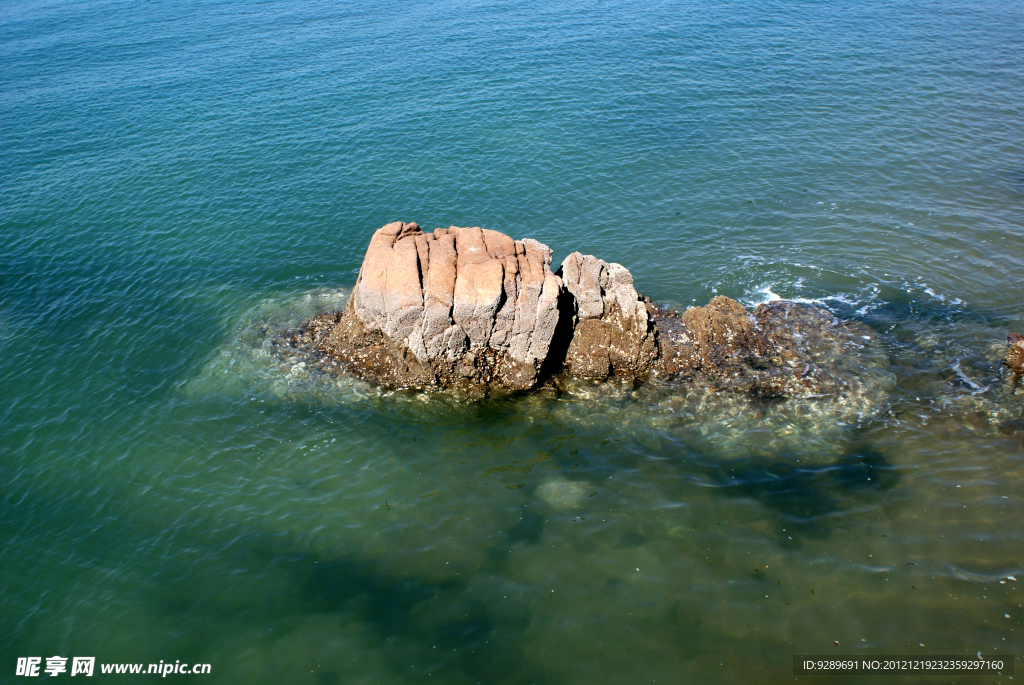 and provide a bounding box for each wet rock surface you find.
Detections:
[297,222,885,397]
[653,297,879,398]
